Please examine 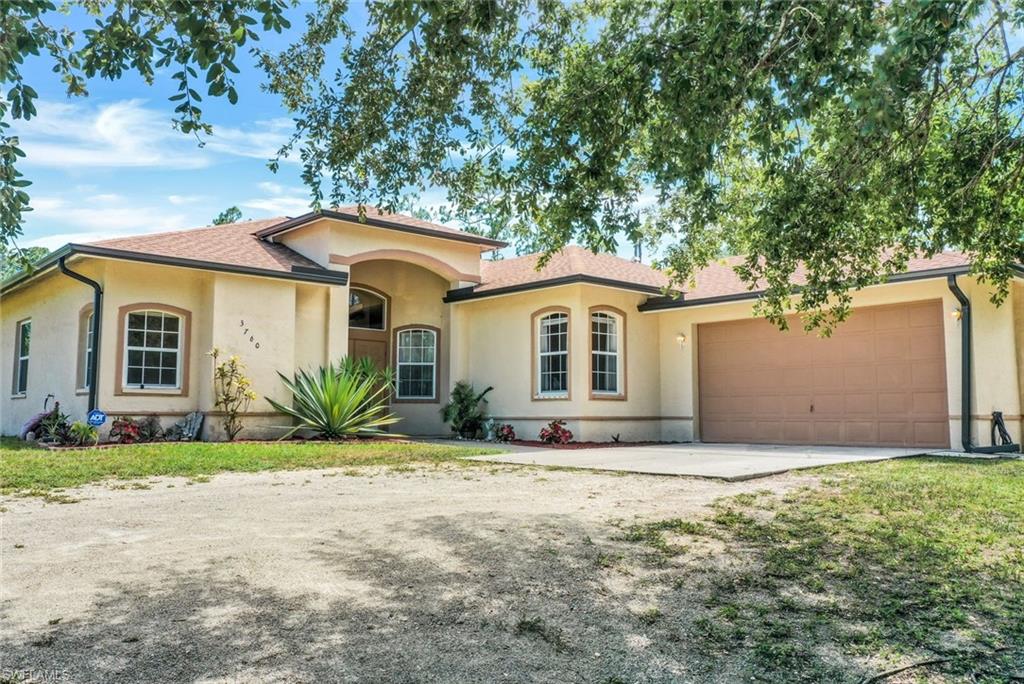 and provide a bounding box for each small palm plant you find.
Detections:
[441,381,494,439]
[267,360,401,439]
